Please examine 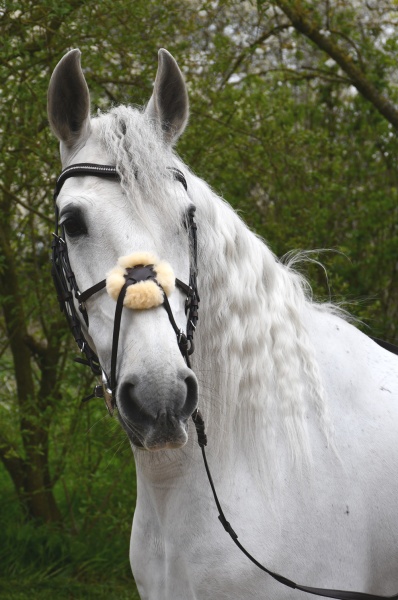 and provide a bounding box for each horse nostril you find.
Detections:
[183,374,198,418]
[119,382,153,428]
